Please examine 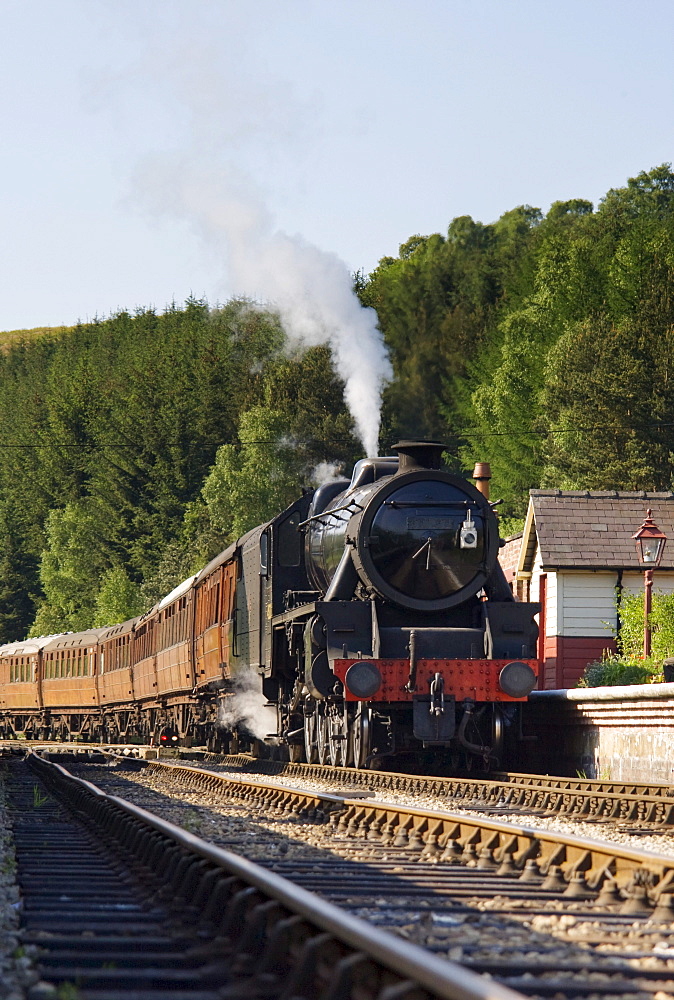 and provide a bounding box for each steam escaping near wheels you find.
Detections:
[216,672,277,740]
